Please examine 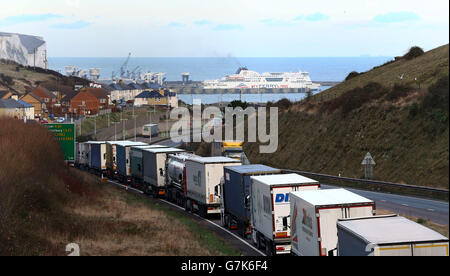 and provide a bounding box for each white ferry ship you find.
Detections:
[203,67,320,90]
